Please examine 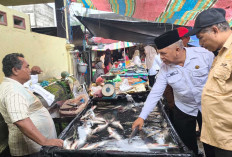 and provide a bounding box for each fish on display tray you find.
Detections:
[62,101,180,152]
